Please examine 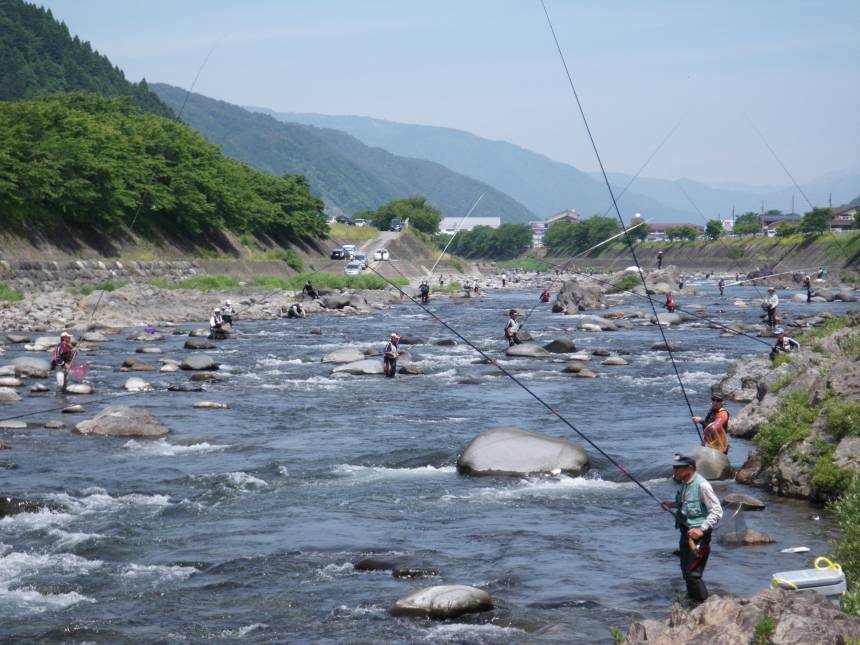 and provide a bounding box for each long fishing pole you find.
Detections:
[540,0,702,442]
[427,193,485,279]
